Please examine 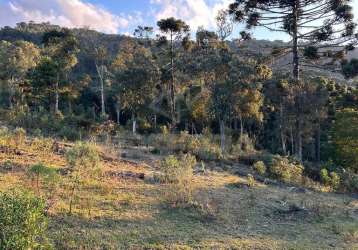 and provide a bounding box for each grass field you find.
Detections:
[0,137,357,249]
